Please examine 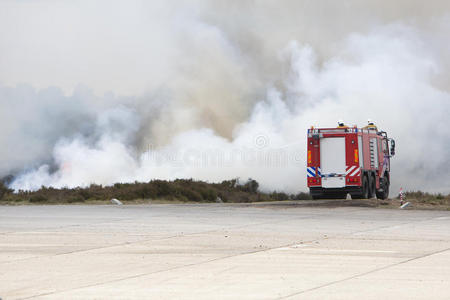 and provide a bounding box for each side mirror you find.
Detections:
[390,139,396,156]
